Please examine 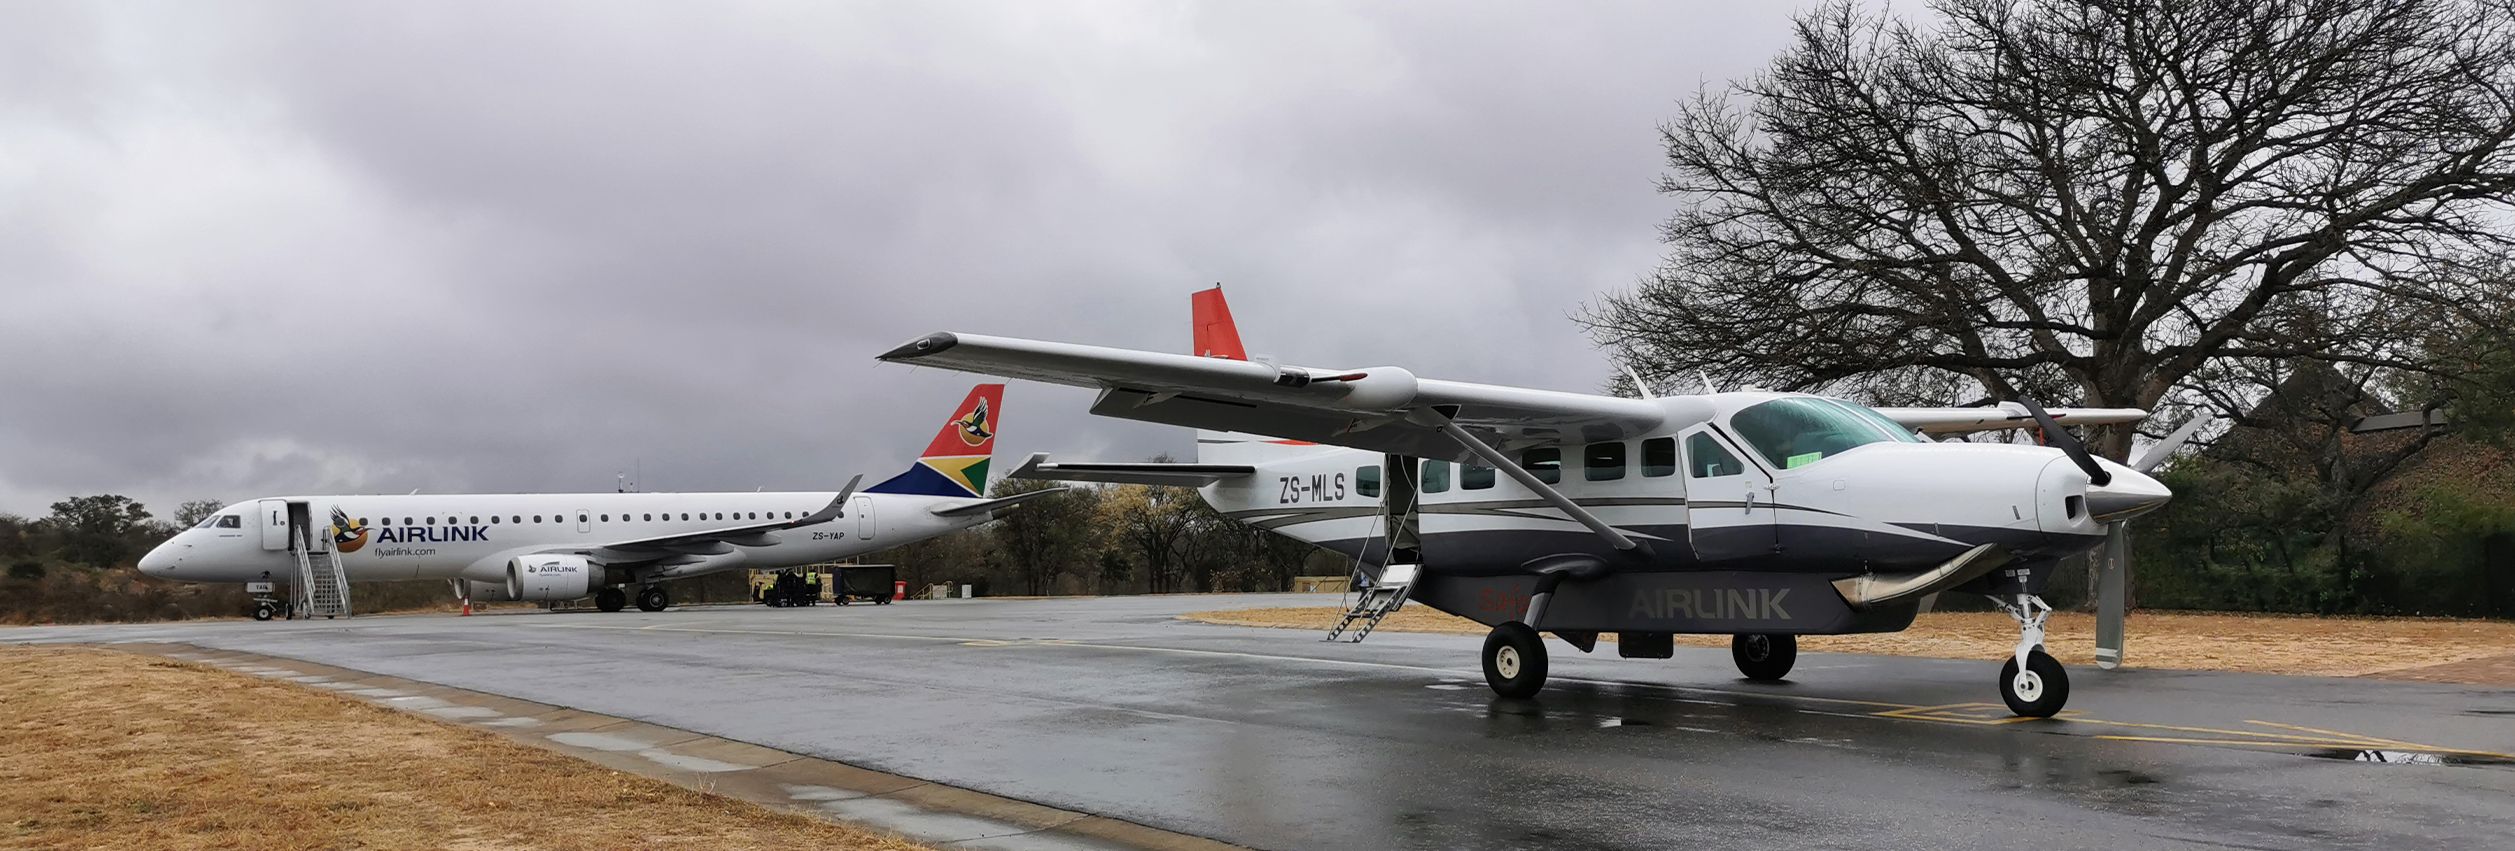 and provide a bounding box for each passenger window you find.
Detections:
[784,512,793,519]
[1462,464,1495,490]
[404,517,414,526]
[512,516,521,524]
[681,513,690,521]
[468,516,479,525]
[426,516,436,525]
[1642,437,1677,478]
[533,515,543,524]
[1585,442,1627,481]
[1421,460,1451,494]
[578,514,588,523]
[1357,465,1381,498]
[1688,433,1745,478]
[643,514,653,522]
[489,516,499,524]
[1522,447,1561,484]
